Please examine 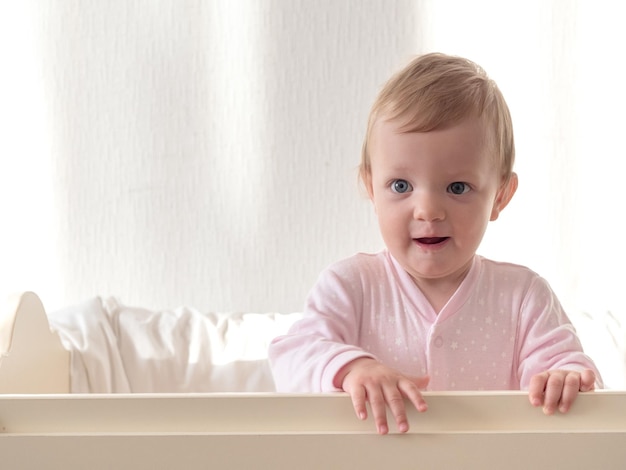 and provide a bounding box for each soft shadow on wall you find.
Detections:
[1,1,625,322]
